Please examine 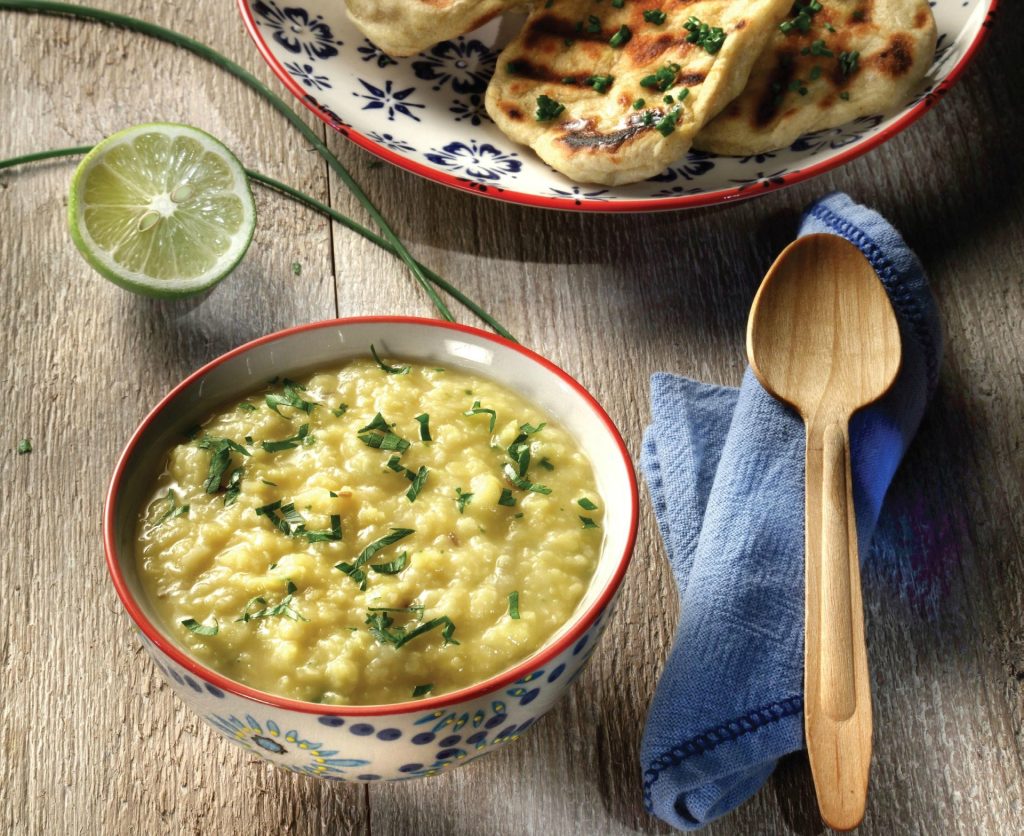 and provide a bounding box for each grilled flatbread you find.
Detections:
[695,0,937,155]
[485,0,793,185]
[344,0,523,58]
